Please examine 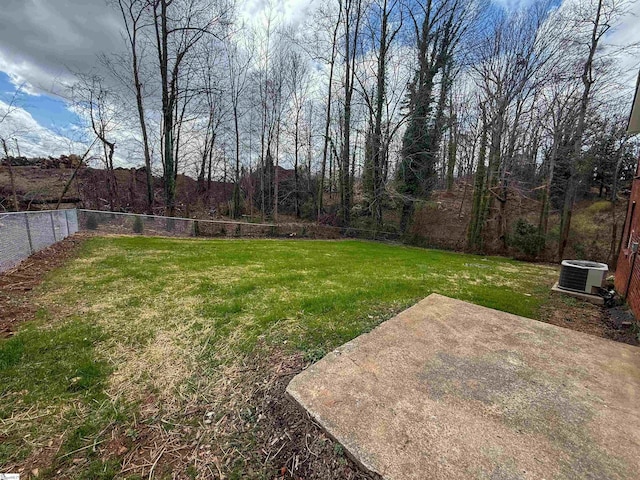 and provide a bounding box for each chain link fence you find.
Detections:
[1,208,400,273]
[77,209,281,238]
[76,209,401,241]
[0,209,78,272]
